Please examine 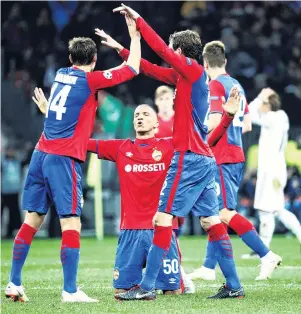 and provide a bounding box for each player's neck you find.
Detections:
[136,132,155,140]
[72,64,92,72]
[209,68,227,80]
[158,110,174,121]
